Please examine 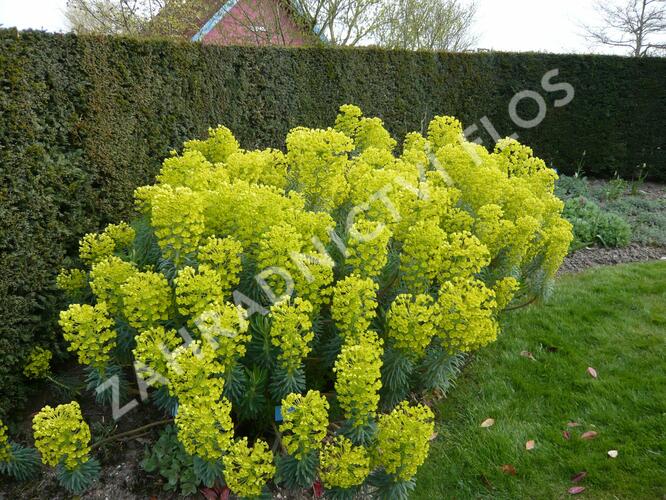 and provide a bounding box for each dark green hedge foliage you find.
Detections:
[0,29,664,418]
